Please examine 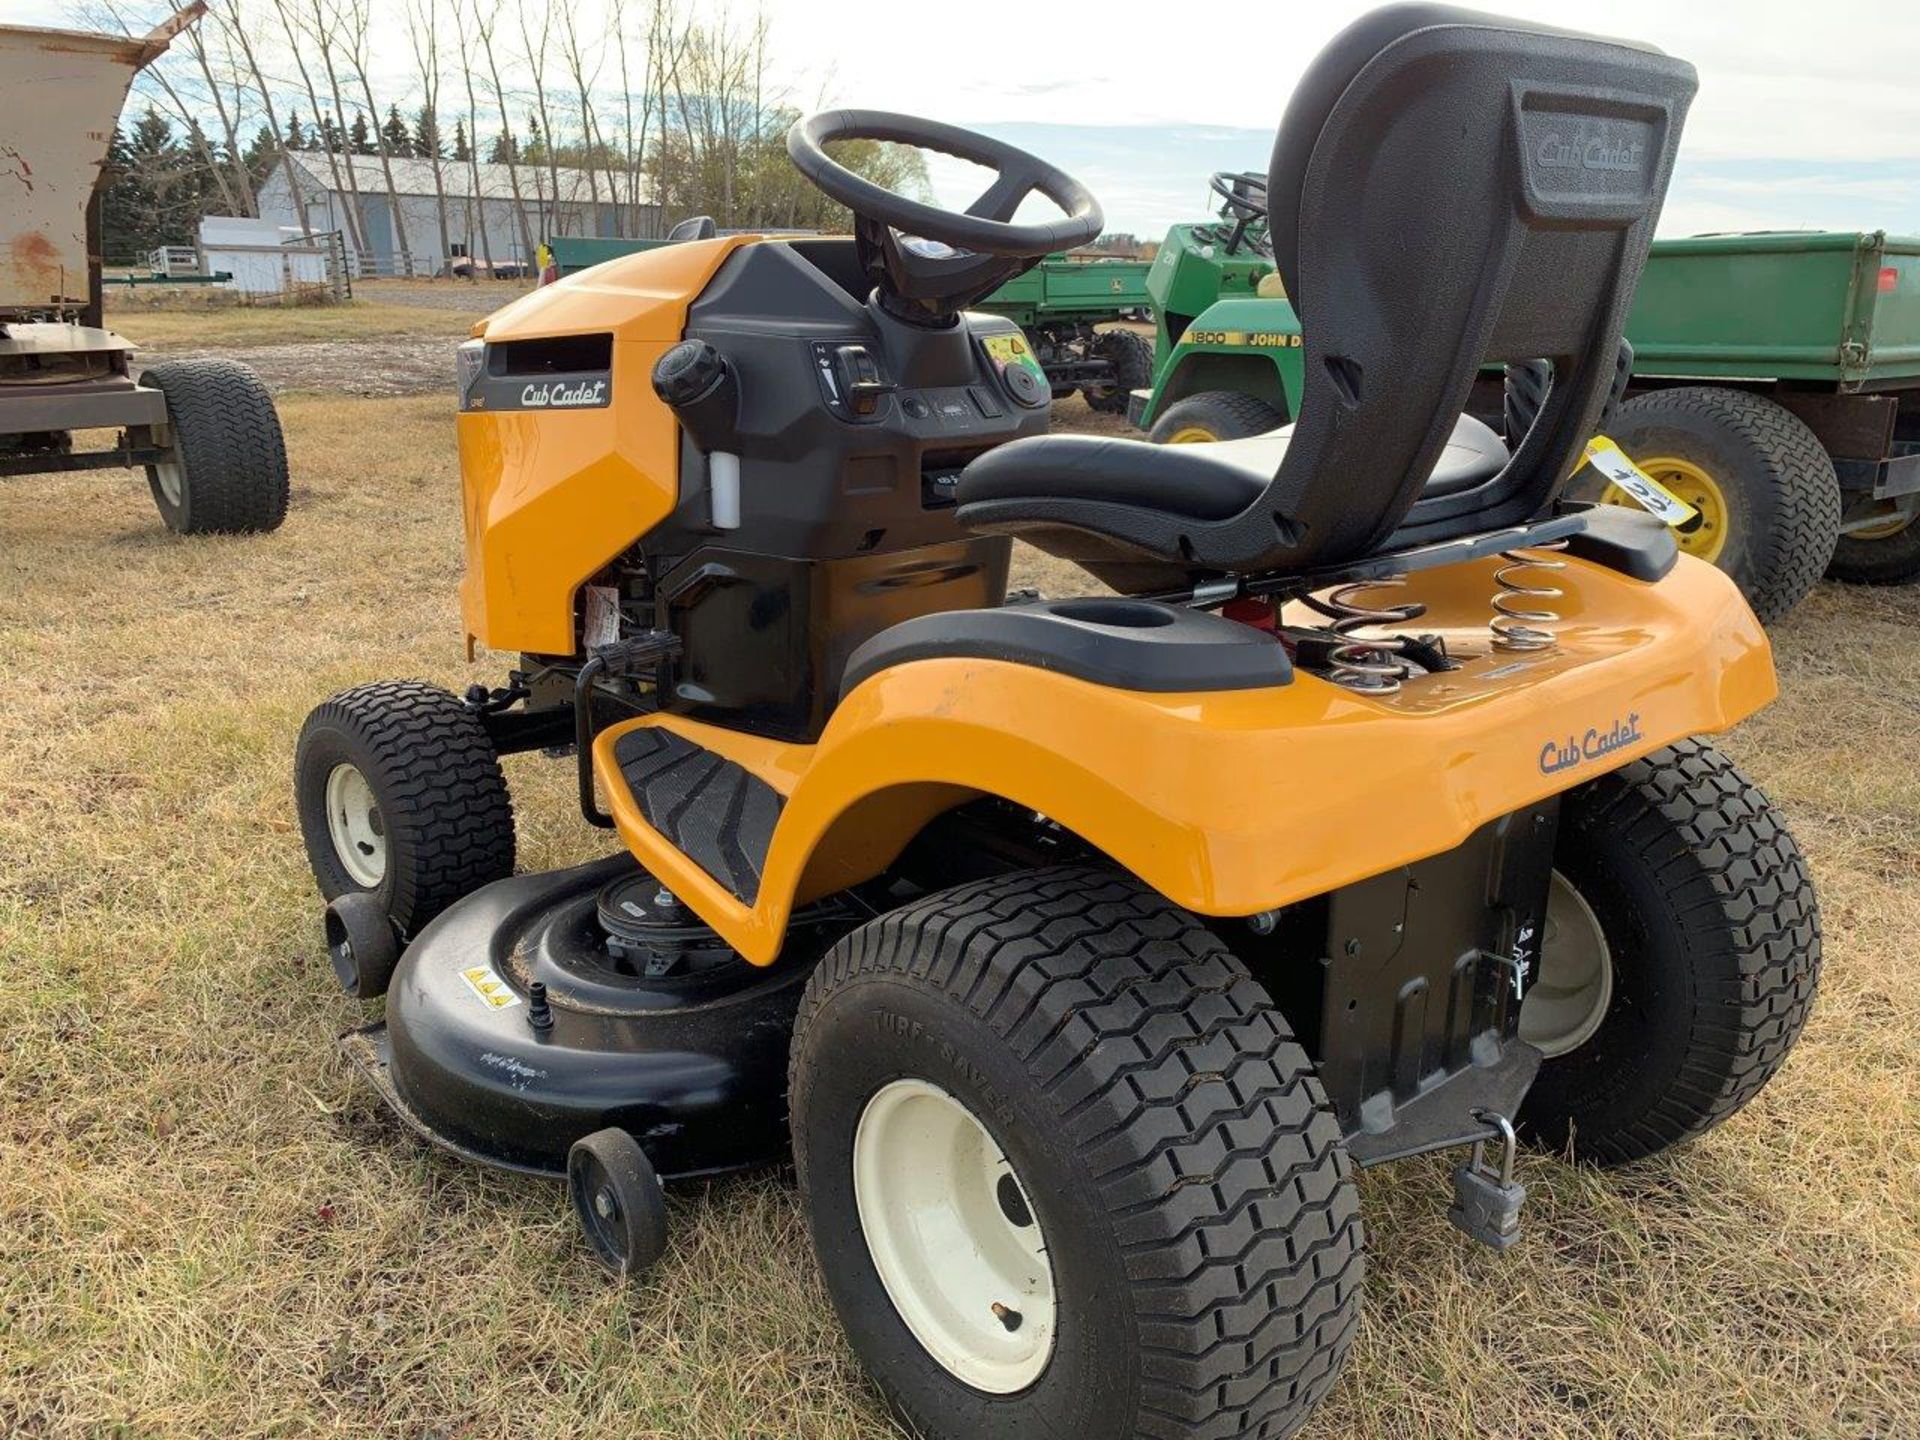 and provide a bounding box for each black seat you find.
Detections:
[954,3,1696,591]
[961,413,1509,523]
